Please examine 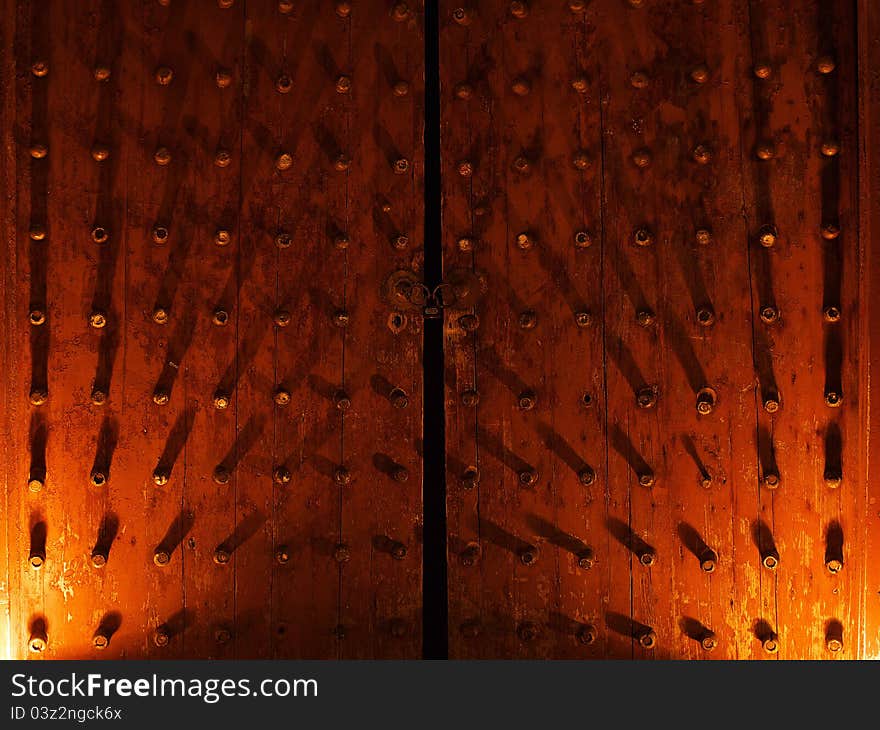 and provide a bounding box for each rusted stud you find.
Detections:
[212,308,230,327]
[91,389,107,406]
[392,233,410,250]
[31,60,49,77]
[762,394,780,413]
[389,388,409,409]
[94,65,111,81]
[517,622,539,642]
[152,389,170,406]
[213,391,231,410]
[574,311,592,328]
[454,82,474,100]
[274,309,291,327]
[816,56,836,74]
[152,469,169,486]
[334,233,350,250]
[336,2,352,17]
[577,548,594,570]
[278,0,294,13]
[821,222,841,240]
[153,549,171,567]
[690,64,709,84]
[826,636,843,653]
[509,0,528,17]
[578,467,596,486]
[633,227,654,247]
[275,546,290,565]
[695,228,712,246]
[89,311,108,329]
[215,68,233,88]
[152,225,169,245]
[762,471,780,490]
[759,304,779,324]
[517,390,536,411]
[696,386,717,415]
[460,467,479,491]
[30,143,48,159]
[392,2,410,20]
[215,229,231,247]
[826,557,843,574]
[519,310,537,329]
[274,387,291,406]
[334,389,352,411]
[824,470,842,489]
[276,74,293,94]
[91,550,107,568]
[692,144,712,165]
[572,151,590,170]
[218,0,234,8]
[214,149,232,168]
[638,547,656,565]
[333,543,351,564]
[630,70,650,89]
[515,231,534,250]
[762,552,779,570]
[636,309,655,327]
[457,160,474,177]
[155,66,174,85]
[458,314,479,332]
[461,389,479,407]
[91,226,109,244]
[821,140,840,157]
[518,468,538,487]
[824,391,842,408]
[636,386,657,409]
[755,142,775,161]
[273,466,291,485]
[212,466,230,485]
[696,305,715,327]
[757,224,778,248]
[152,307,169,325]
[213,547,231,565]
[393,157,411,174]
[638,471,655,488]
[511,76,531,96]
[29,225,46,241]
[753,62,772,79]
[574,230,593,249]
[29,388,48,406]
[275,152,293,171]
[632,148,652,168]
[577,624,597,645]
[154,147,171,166]
[335,74,352,94]
[452,7,473,25]
[29,308,46,326]
[638,628,657,650]
[393,80,410,97]
[823,305,841,323]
